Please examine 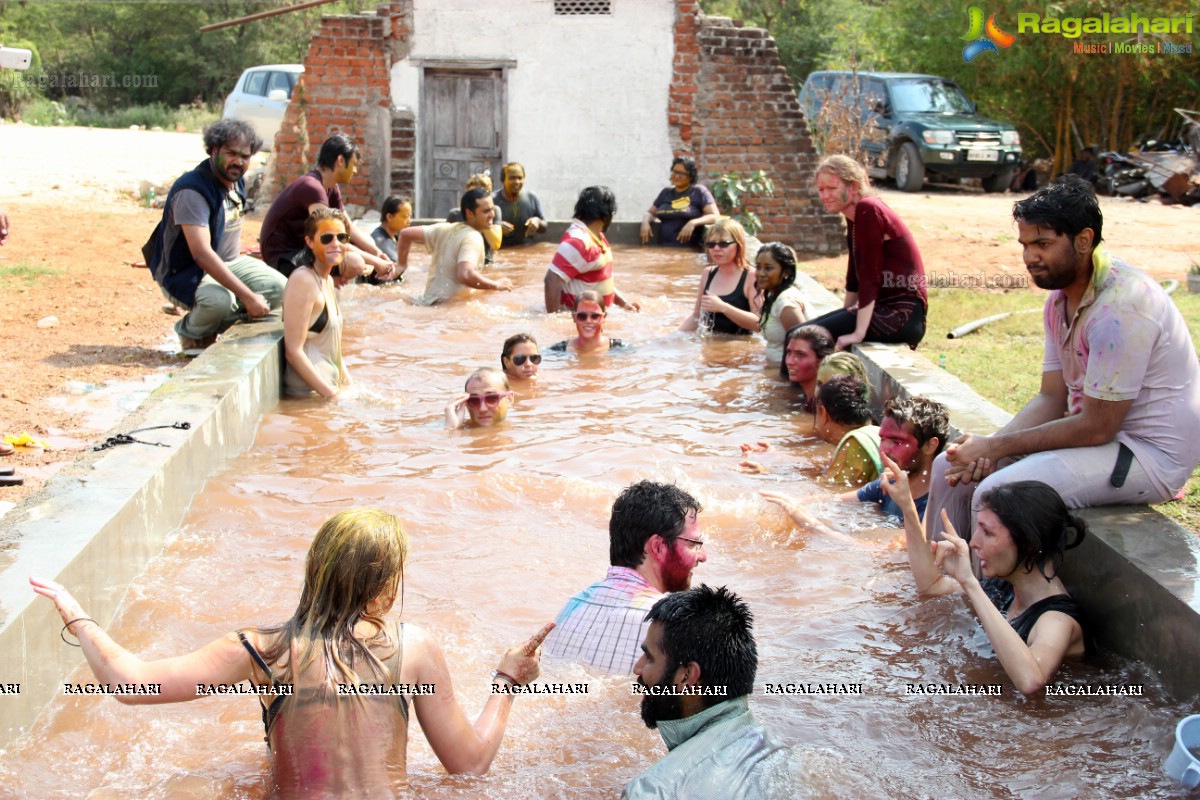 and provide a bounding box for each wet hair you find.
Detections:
[461,187,491,218]
[1012,173,1103,245]
[501,162,525,180]
[464,366,510,392]
[816,352,870,396]
[817,374,873,427]
[303,205,351,240]
[501,333,538,363]
[255,508,408,687]
[882,395,949,452]
[610,481,702,568]
[573,185,618,226]
[671,155,698,185]
[465,173,493,192]
[380,195,410,218]
[706,217,750,271]
[317,133,360,170]
[978,481,1087,580]
[779,324,835,380]
[575,290,606,313]
[816,154,871,196]
[203,118,262,157]
[645,584,756,708]
[756,242,798,326]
